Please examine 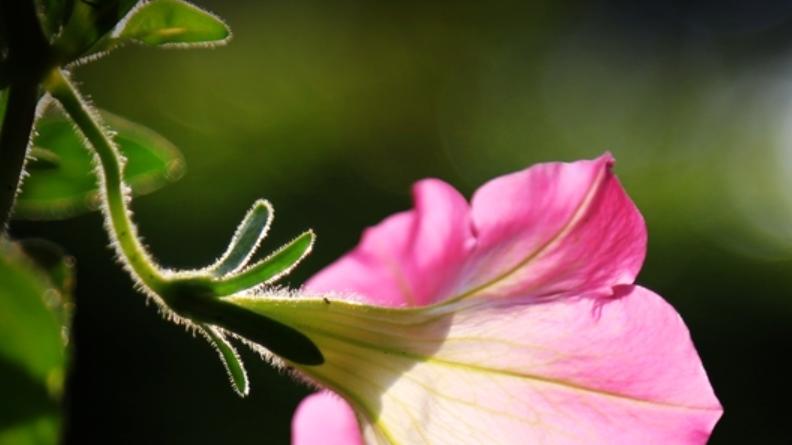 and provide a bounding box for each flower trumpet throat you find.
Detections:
[162,279,324,366]
[244,288,721,445]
